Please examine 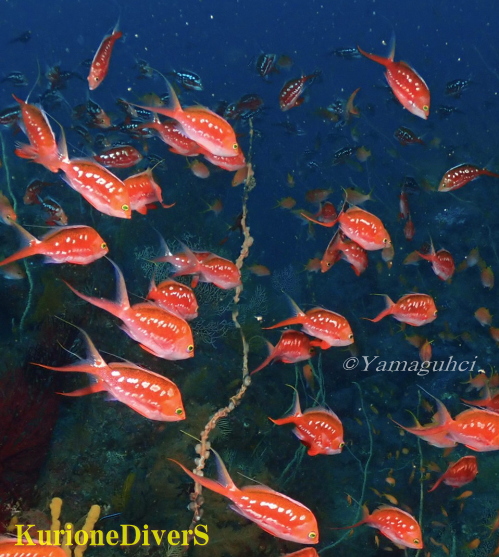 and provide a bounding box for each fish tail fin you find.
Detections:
[357,45,393,67]
[427,476,445,493]
[0,220,42,266]
[263,316,305,330]
[169,448,237,498]
[250,340,275,375]
[364,294,394,322]
[63,279,124,320]
[57,381,107,397]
